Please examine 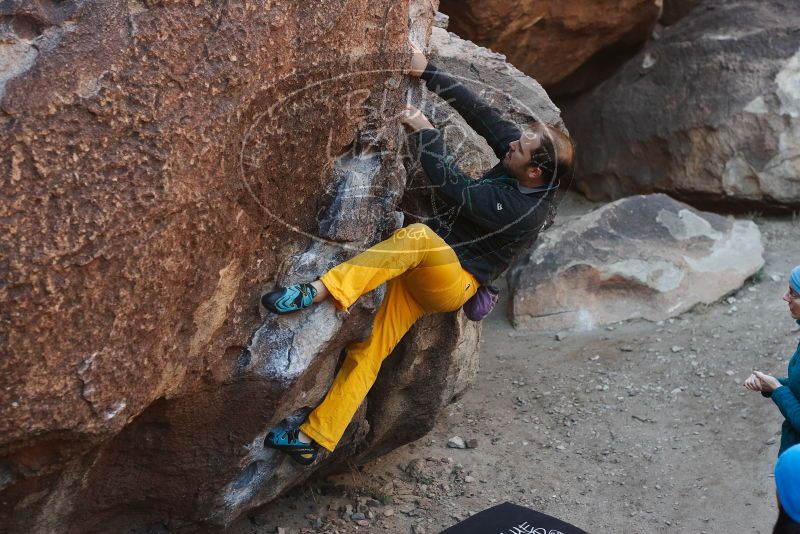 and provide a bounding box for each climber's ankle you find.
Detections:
[311,280,329,303]
[264,427,318,466]
[297,429,313,444]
